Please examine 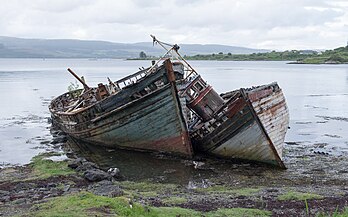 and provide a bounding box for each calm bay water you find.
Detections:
[0,59,347,170]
